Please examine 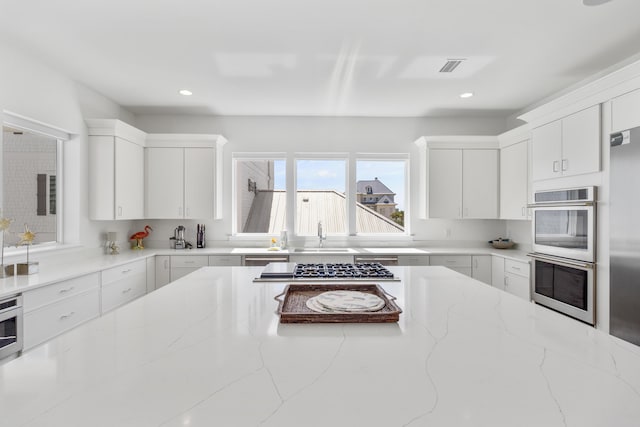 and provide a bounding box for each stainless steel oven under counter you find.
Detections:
[0,294,23,361]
